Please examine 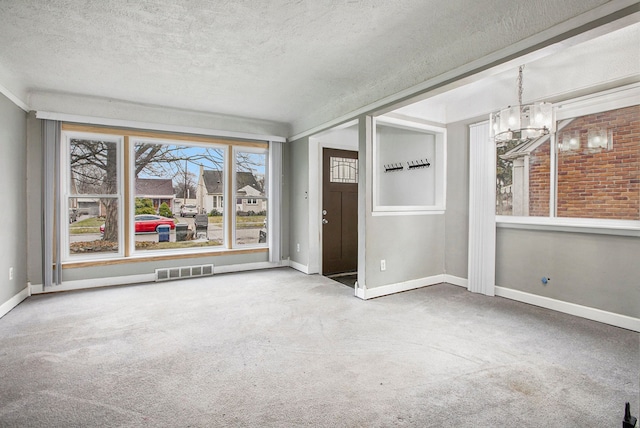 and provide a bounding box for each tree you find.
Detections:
[69,139,264,243]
